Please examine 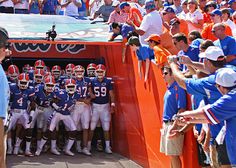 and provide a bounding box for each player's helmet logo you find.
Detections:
[18,73,30,90]
[8,65,19,81]
[65,63,75,77]
[95,64,106,79]
[51,65,61,79]
[34,60,45,70]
